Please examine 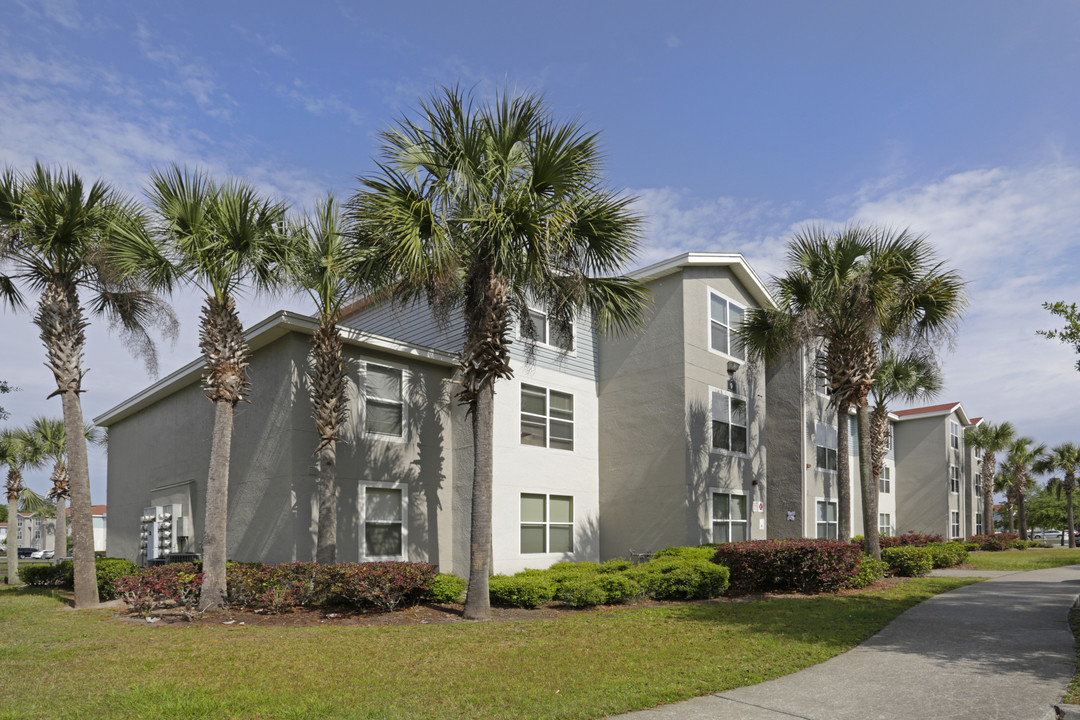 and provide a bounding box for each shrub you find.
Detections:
[556,576,609,608]
[598,559,633,573]
[878,532,945,549]
[966,533,1018,551]
[715,539,863,595]
[592,573,642,604]
[846,555,887,589]
[18,562,65,587]
[962,541,980,552]
[630,557,729,600]
[488,574,556,608]
[925,542,968,569]
[112,564,202,618]
[332,562,437,612]
[428,573,466,603]
[881,546,933,577]
[94,558,140,601]
[541,561,601,588]
[653,546,717,562]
